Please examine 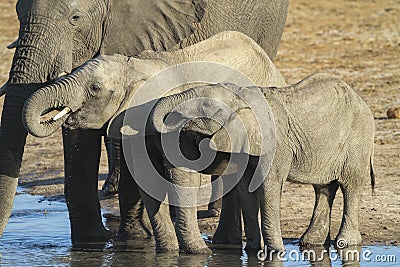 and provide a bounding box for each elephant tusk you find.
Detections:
[56,72,68,79]
[52,107,71,121]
